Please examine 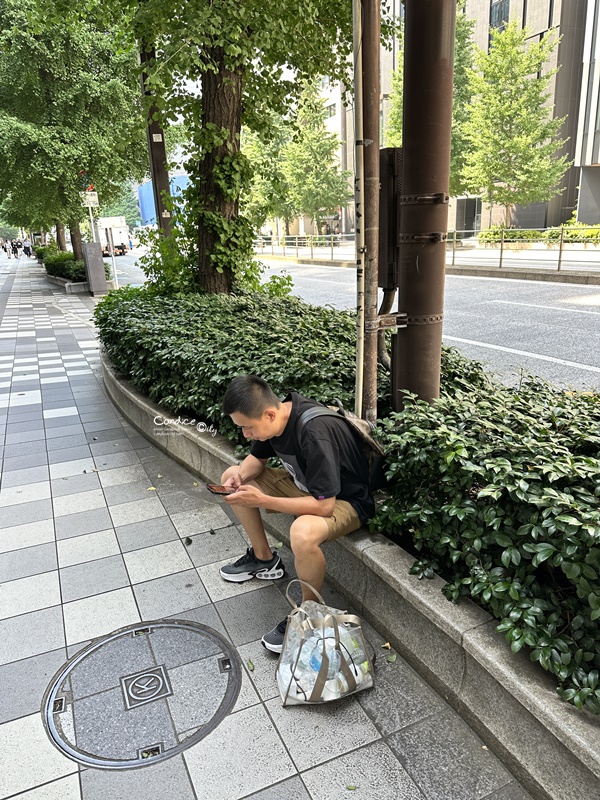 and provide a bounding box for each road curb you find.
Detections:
[101,353,600,800]
[256,254,600,284]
